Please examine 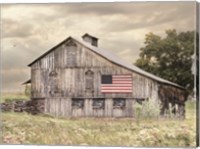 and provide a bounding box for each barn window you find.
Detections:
[92,98,105,109]
[67,42,77,67]
[113,98,126,108]
[92,39,97,47]
[49,70,57,77]
[85,70,94,90]
[136,98,146,105]
[48,70,59,97]
[72,98,84,108]
[101,75,112,84]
